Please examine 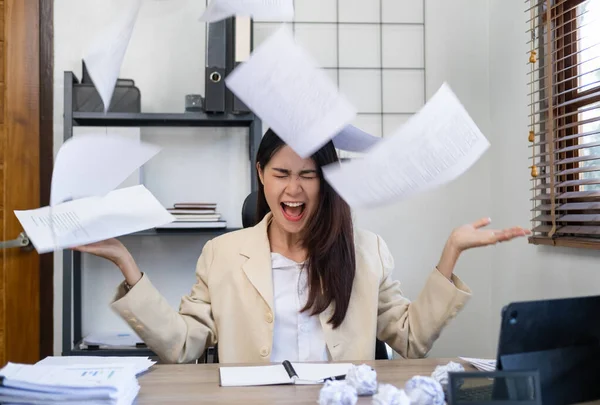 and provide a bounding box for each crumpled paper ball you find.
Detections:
[404,376,445,405]
[346,364,378,395]
[431,361,465,391]
[372,383,410,405]
[318,380,358,405]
